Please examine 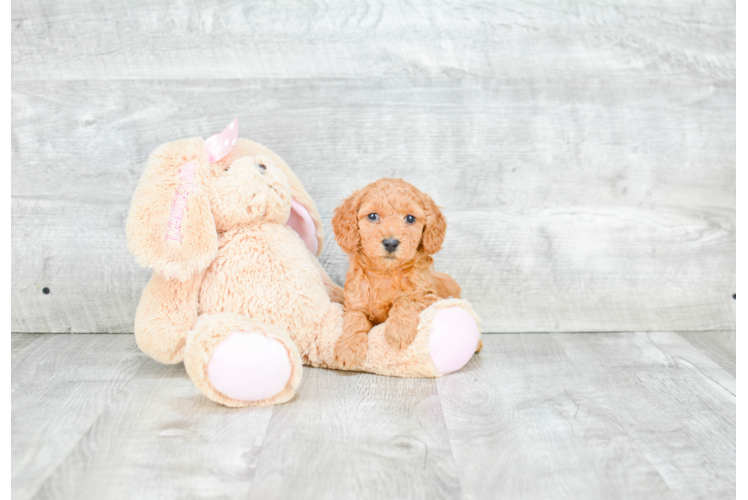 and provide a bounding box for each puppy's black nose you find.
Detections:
[382,238,400,253]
